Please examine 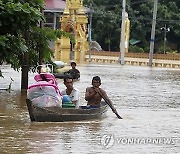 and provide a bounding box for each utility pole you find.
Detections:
[120,0,126,65]
[88,1,92,62]
[161,24,170,54]
[163,24,167,54]
[149,0,158,67]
